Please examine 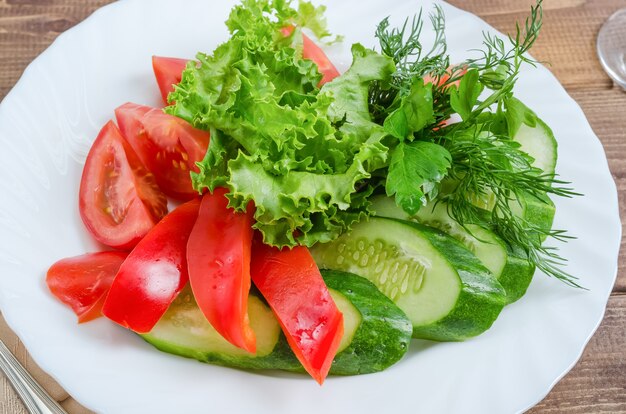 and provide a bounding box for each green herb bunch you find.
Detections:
[167,0,579,285]
[370,0,580,286]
